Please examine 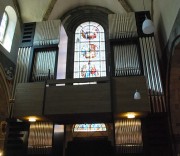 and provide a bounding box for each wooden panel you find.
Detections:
[112,76,150,117]
[44,83,111,115]
[13,82,45,117]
